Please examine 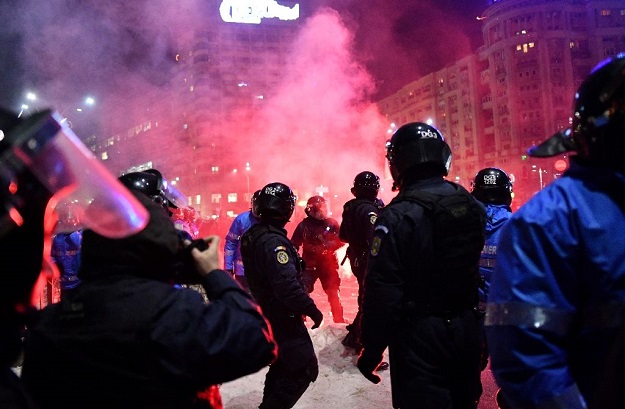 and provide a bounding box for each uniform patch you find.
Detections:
[374,225,389,234]
[370,235,382,256]
[276,250,289,264]
[368,212,377,225]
